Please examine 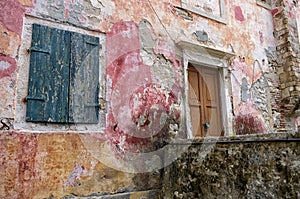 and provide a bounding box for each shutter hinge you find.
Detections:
[85,98,106,110]
[29,46,50,54]
[25,96,46,102]
[85,41,100,46]
[85,103,101,108]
